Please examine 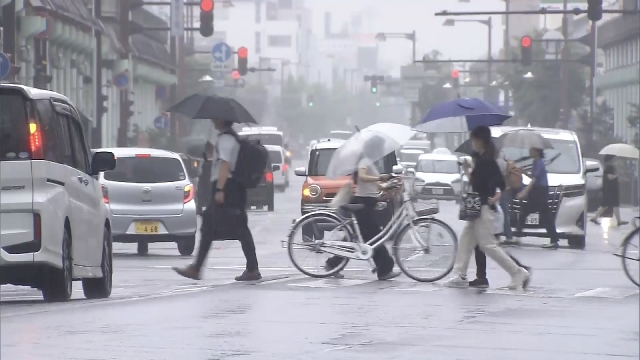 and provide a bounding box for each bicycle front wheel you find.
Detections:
[287,213,352,278]
[393,217,458,282]
[621,227,640,287]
